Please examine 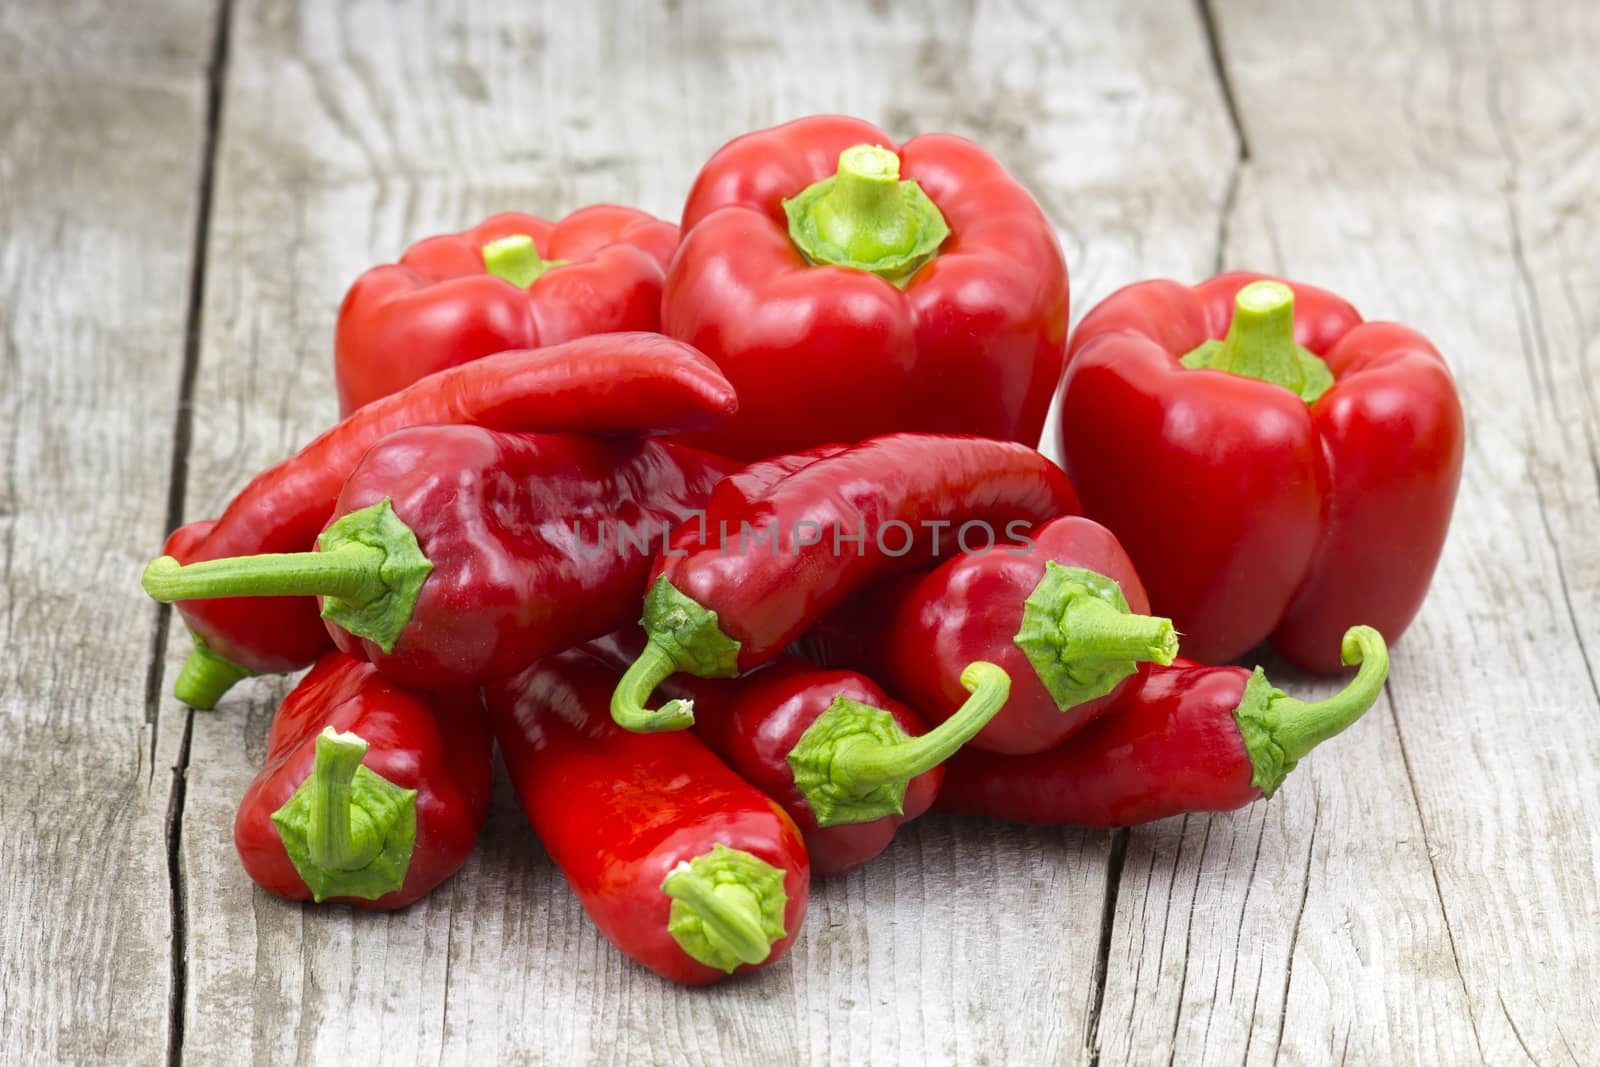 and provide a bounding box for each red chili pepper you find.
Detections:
[610,434,1078,731]
[145,335,736,708]
[336,208,678,415]
[664,115,1070,460]
[936,627,1388,825]
[234,651,492,908]
[145,429,736,691]
[809,516,1177,755]
[1058,274,1463,670]
[591,634,1008,877]
[486,646,809,985]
